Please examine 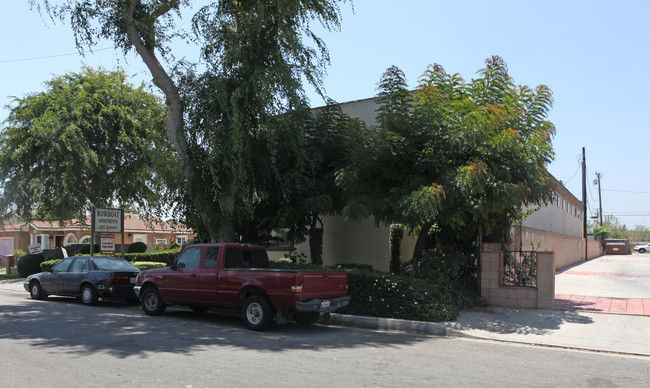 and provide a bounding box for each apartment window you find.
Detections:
[64,233,78,246]
[133,234,147,244]
[154,237,167,245]
[31,234,50,249]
